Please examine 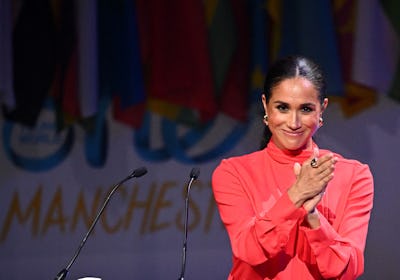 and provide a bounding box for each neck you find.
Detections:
[272,139,315,156]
